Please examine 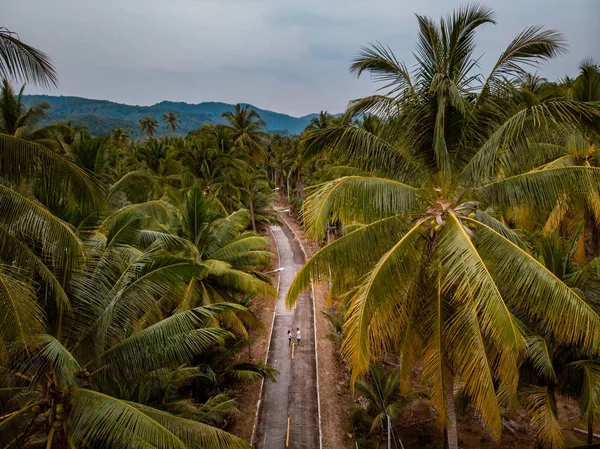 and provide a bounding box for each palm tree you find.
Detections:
[222,104,267,161]
[355,363,421,448]
[140,187,275,314]
[306,110,332,131]
[112,125,129,149]
[138,137,170,173]
[163,110,181,133]
[236,167,277,232]
[139,115,159,137]
[286,5,600,448]
[0,213,252,448]
[0,79,52,139]
[170,137,243,204]
[0,27,57,87]
[516,233,600,448]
